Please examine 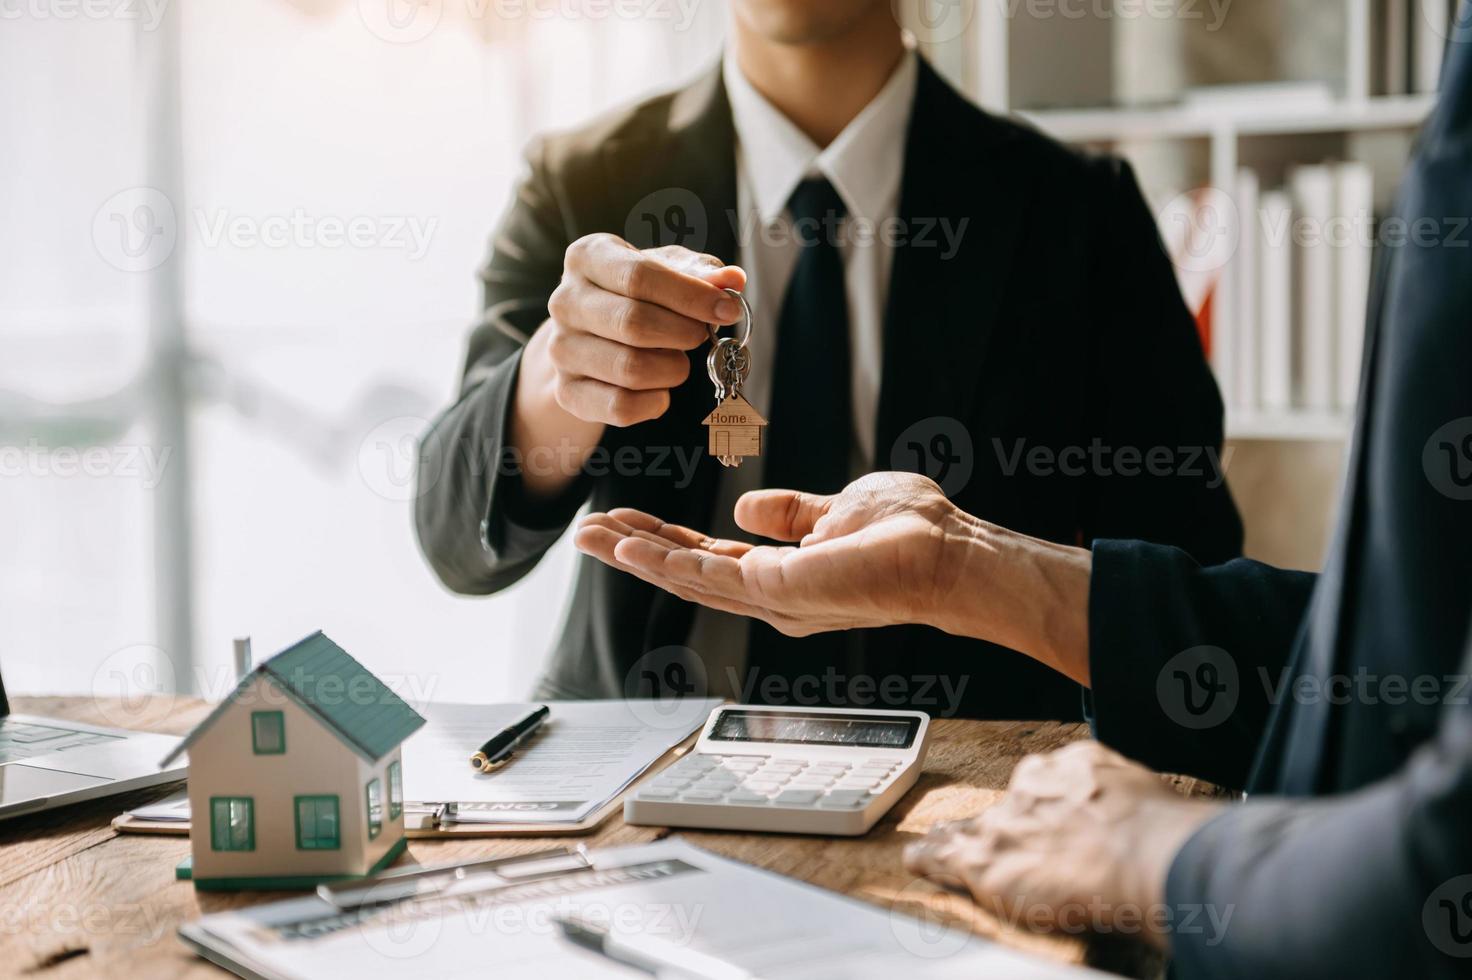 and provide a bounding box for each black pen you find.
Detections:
[470,704,550,773]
